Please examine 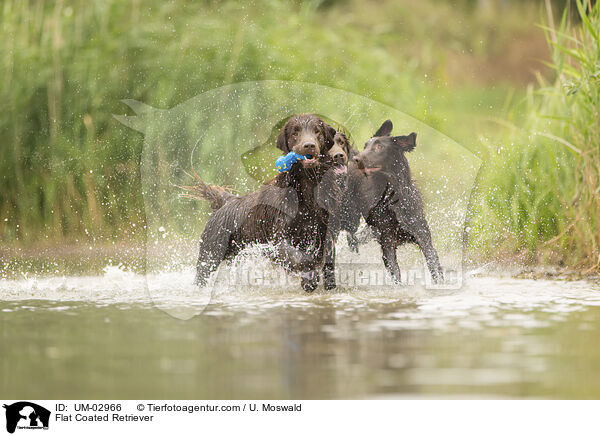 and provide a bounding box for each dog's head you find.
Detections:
[276,114,336,165]
[353,120,416,175]
[327,131,352,175]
